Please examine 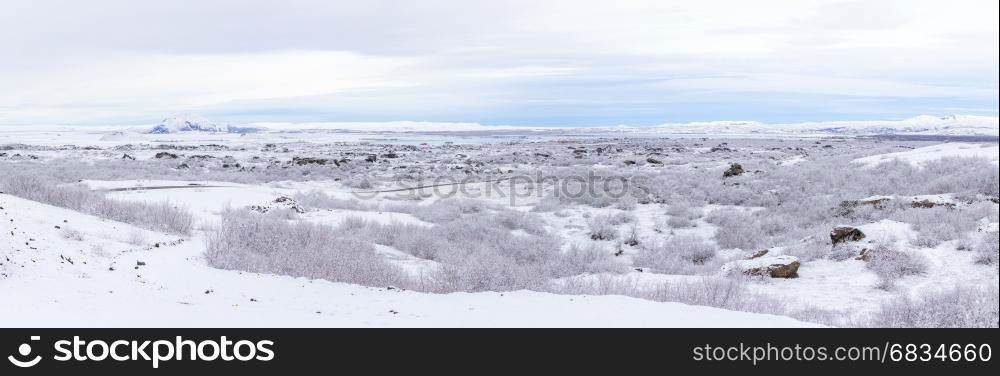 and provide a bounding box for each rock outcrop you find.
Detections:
[830,226,866,244]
